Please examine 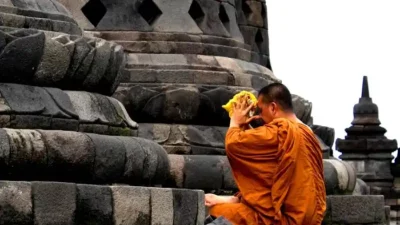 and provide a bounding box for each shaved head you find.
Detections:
[258,83,293,112]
